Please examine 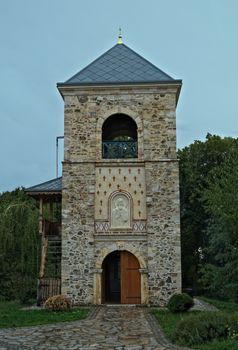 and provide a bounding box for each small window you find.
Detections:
[102,114,138,159]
